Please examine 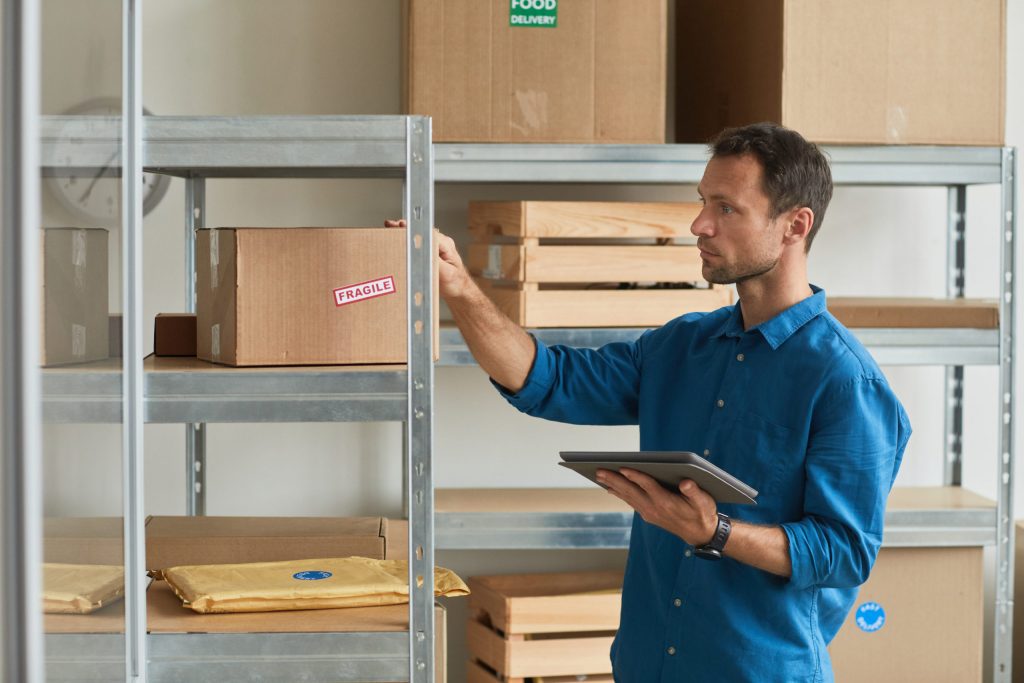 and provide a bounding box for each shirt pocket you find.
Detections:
[718,410,797,497]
